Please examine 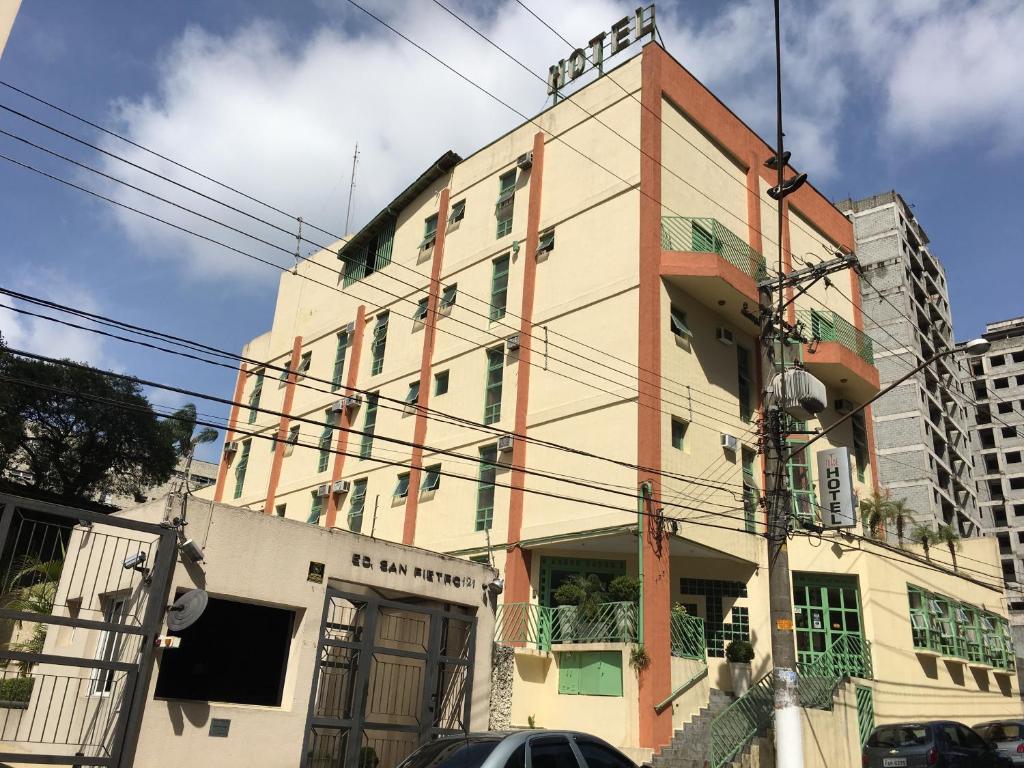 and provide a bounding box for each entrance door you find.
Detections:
[302,588,476,768]
[793,574,864,670]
